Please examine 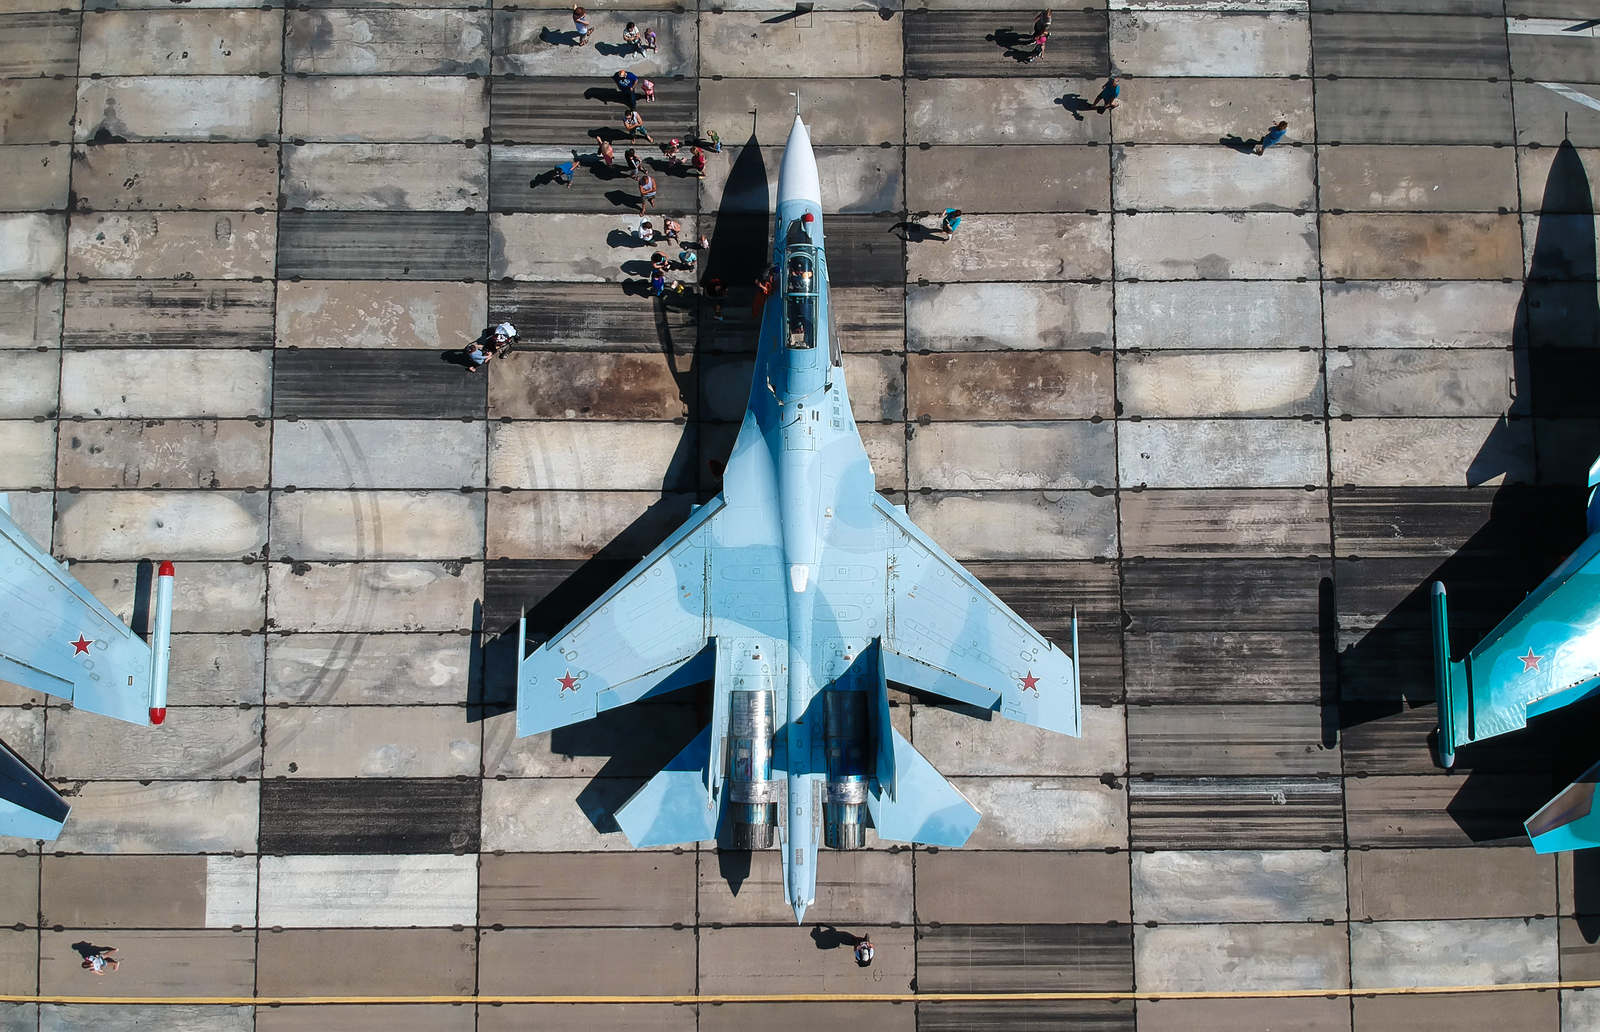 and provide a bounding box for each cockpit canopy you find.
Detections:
[784,247,818,350]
